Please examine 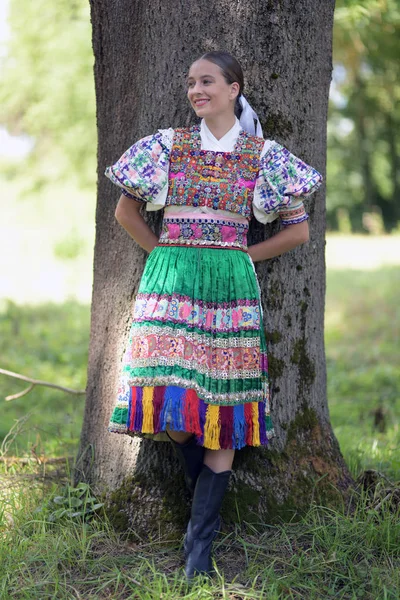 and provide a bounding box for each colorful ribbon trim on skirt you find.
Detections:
[108,384,274,450]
